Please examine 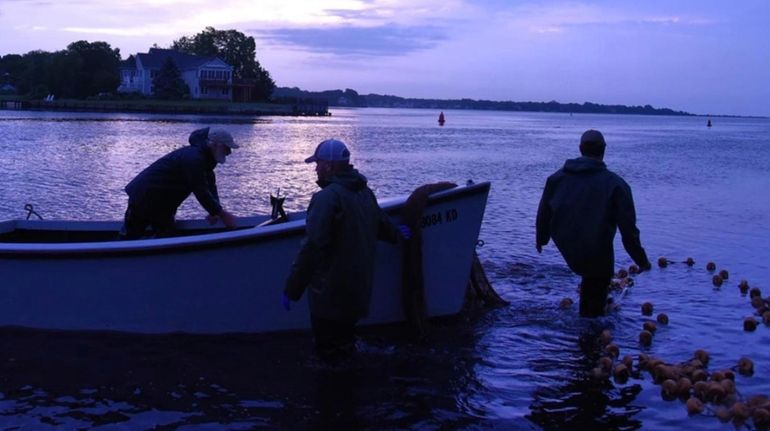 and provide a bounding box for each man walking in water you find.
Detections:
[536,129,651,317]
